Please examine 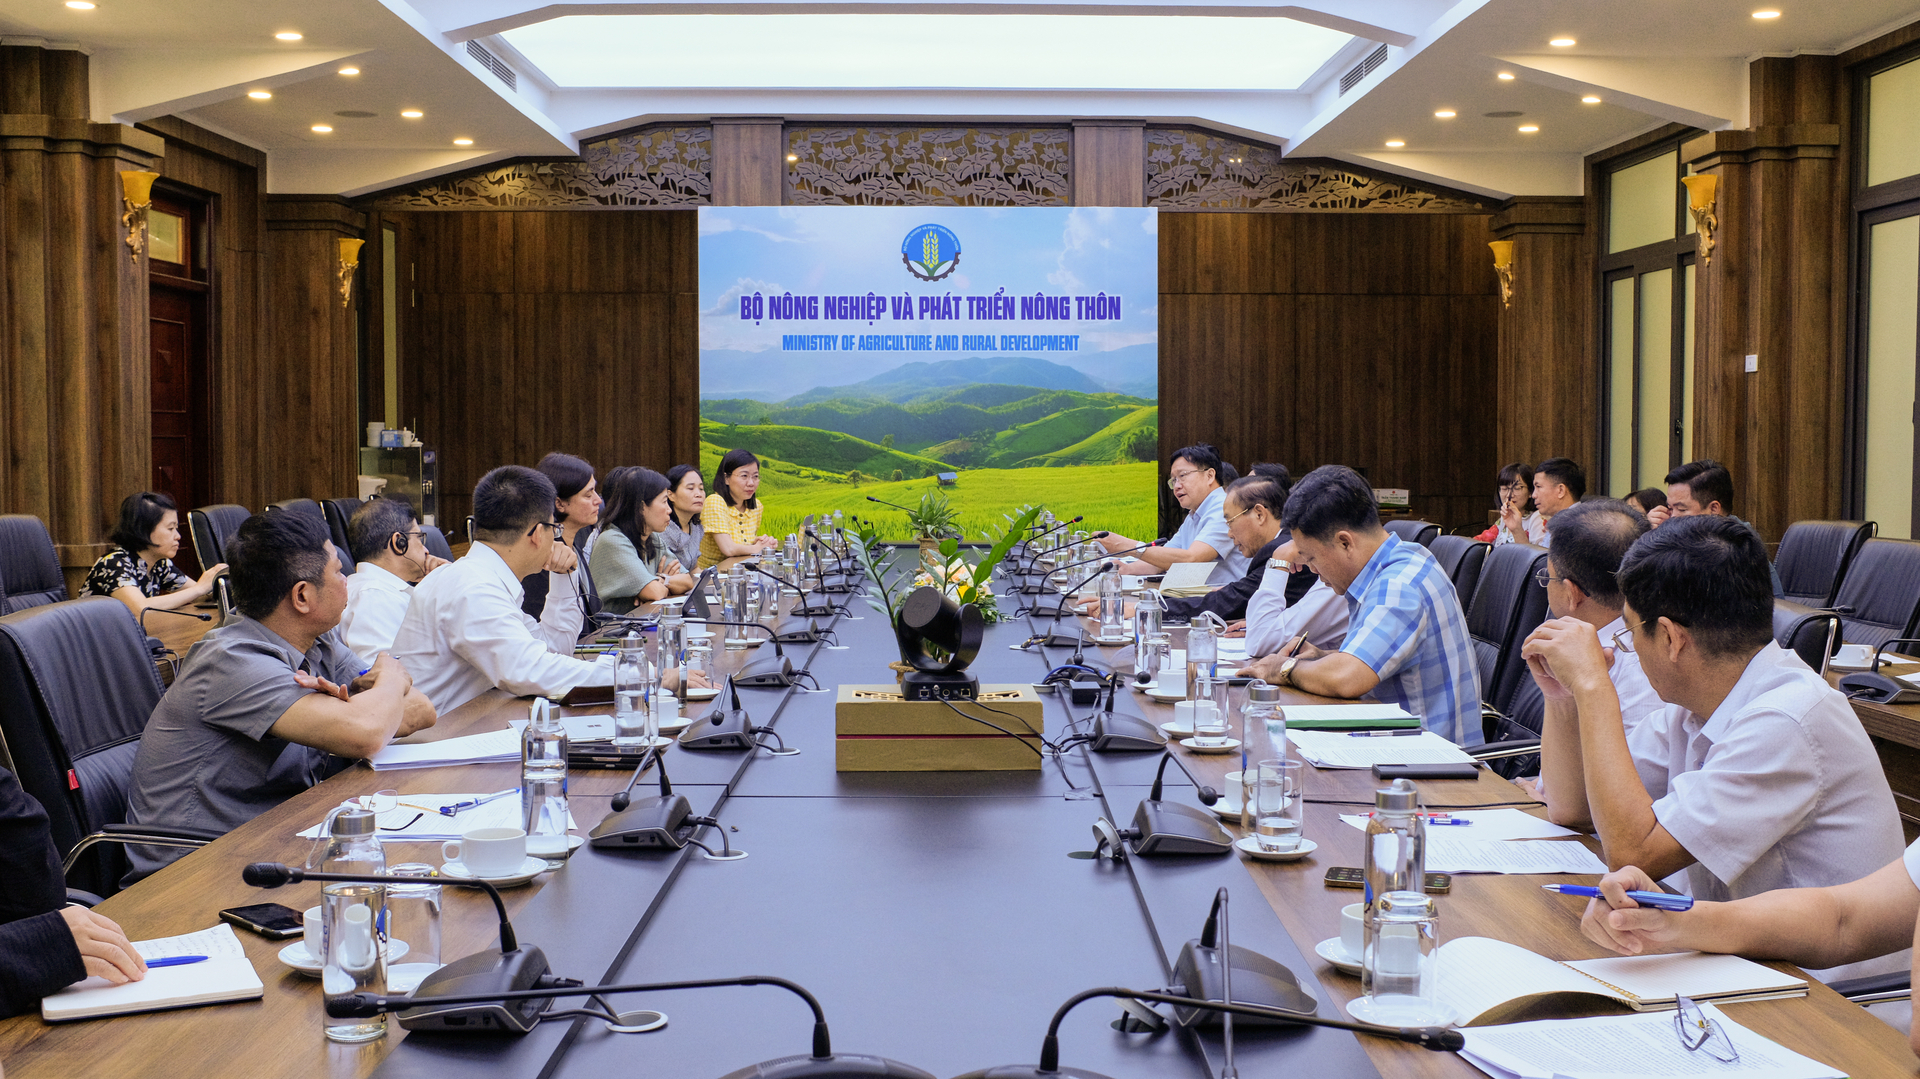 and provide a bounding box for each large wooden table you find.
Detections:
[2,583,1914,1078]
